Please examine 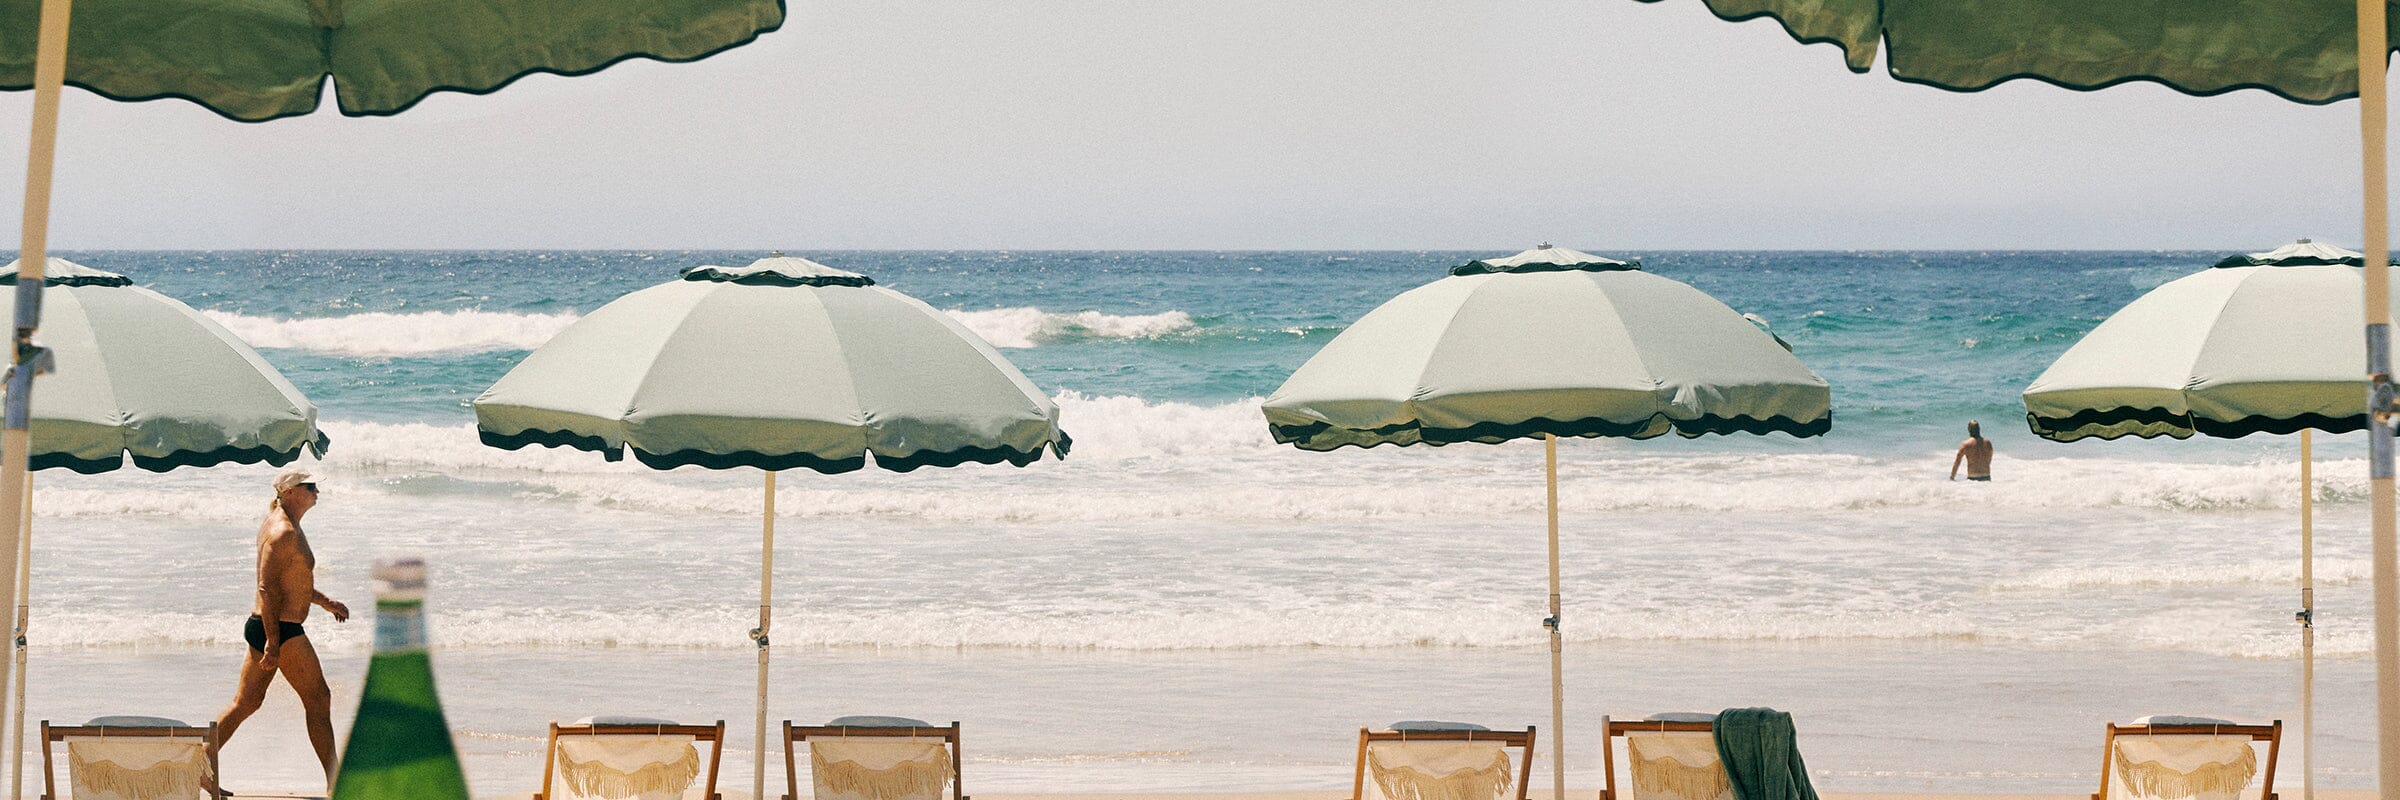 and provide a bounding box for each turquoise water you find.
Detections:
[5,249,2374,795]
